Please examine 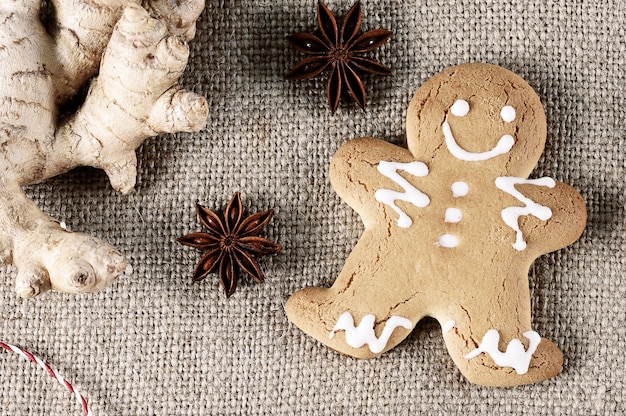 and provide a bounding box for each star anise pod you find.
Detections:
[286,1,392,113]
[177,193,282,298]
